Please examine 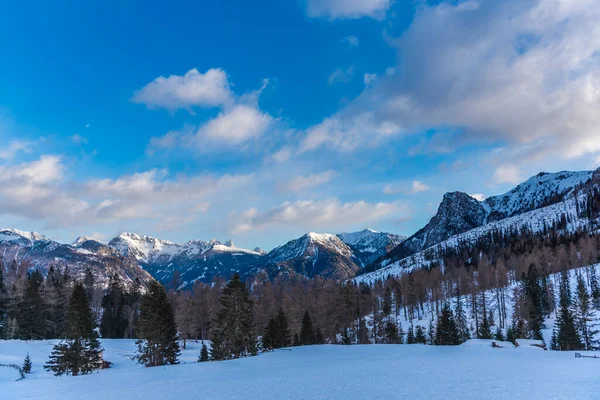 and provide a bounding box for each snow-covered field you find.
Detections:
[1,339,599,399]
